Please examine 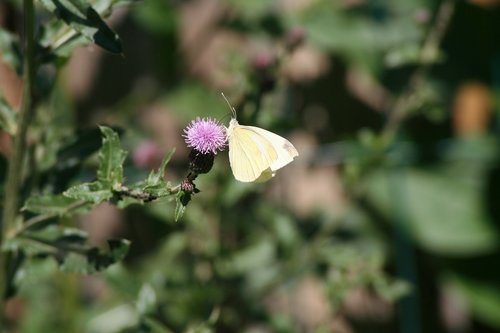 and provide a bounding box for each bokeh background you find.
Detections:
[2,0,500,332]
